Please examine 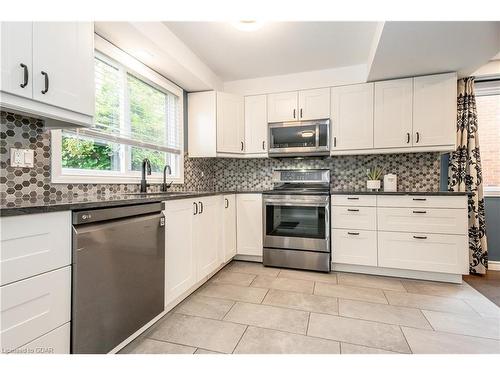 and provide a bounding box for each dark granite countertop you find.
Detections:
[0,190,262,217]
[330,190,472,196]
